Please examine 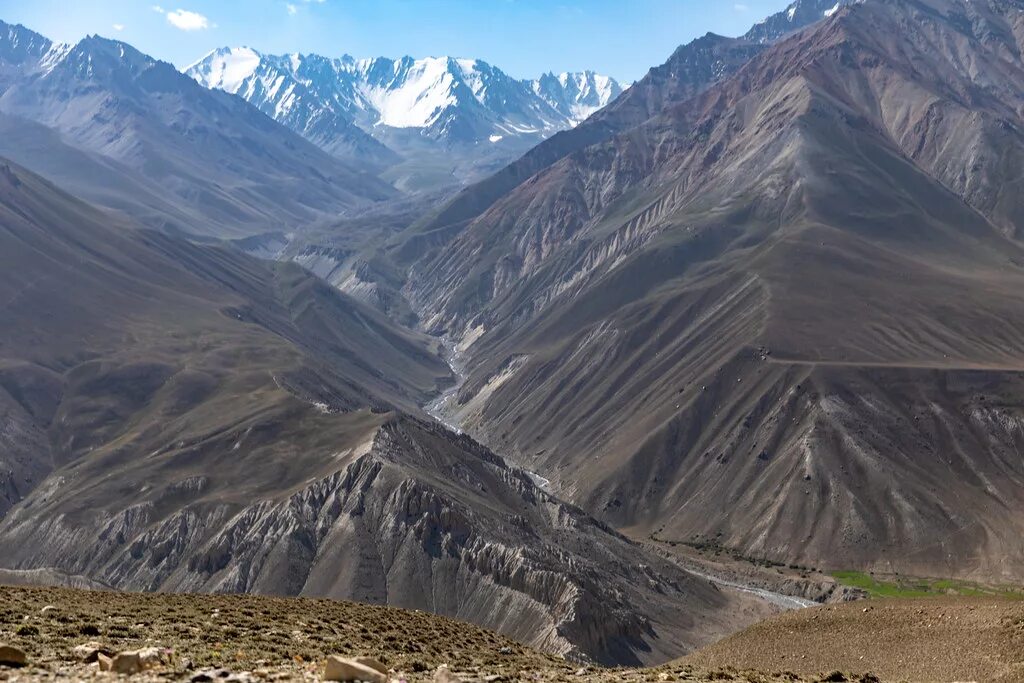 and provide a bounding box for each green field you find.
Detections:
[833,571,1024,599]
